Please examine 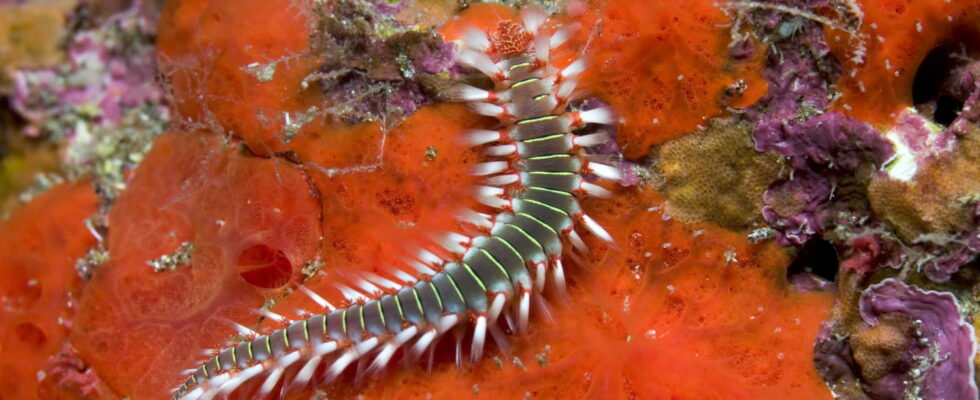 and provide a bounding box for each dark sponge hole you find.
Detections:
[787,237,839,283]
[911,29,980,126]
[933,95,963,126]
[13,322,47,349]
[237,244,293,289]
